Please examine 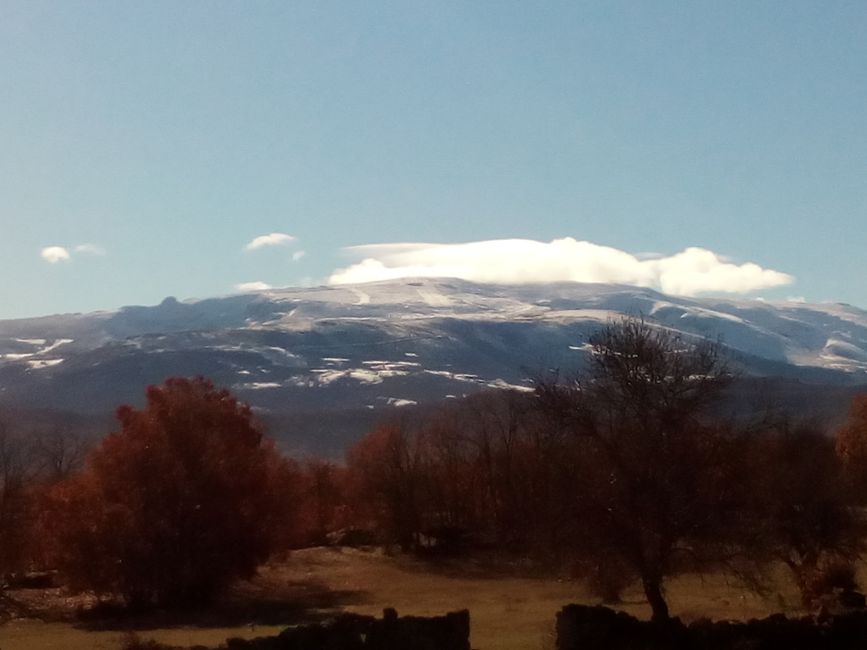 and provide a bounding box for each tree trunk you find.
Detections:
[642,576,670,622]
